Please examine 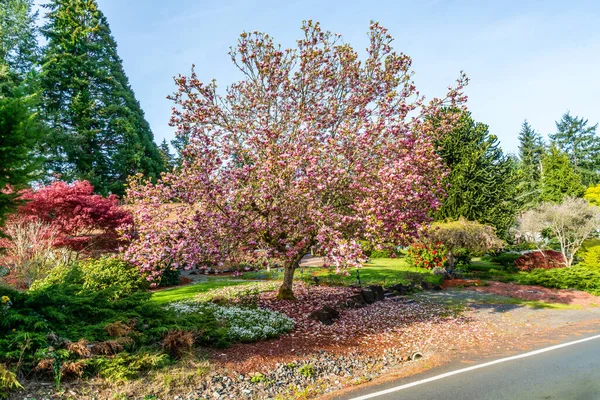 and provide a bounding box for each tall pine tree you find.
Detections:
[516,120,544,207]
[540,146,585,203]
[40,0,164,195]
[435,110,518,237]
[0,0,43,224]
[0,0,39,77]
[549,111,599,186]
